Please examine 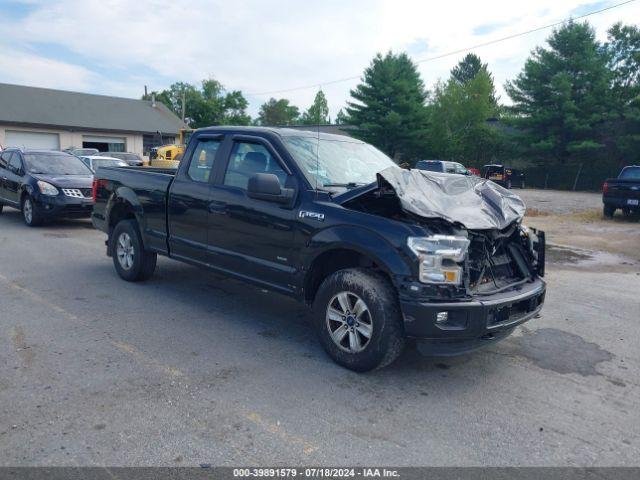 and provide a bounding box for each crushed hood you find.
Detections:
[376,167,526,230]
